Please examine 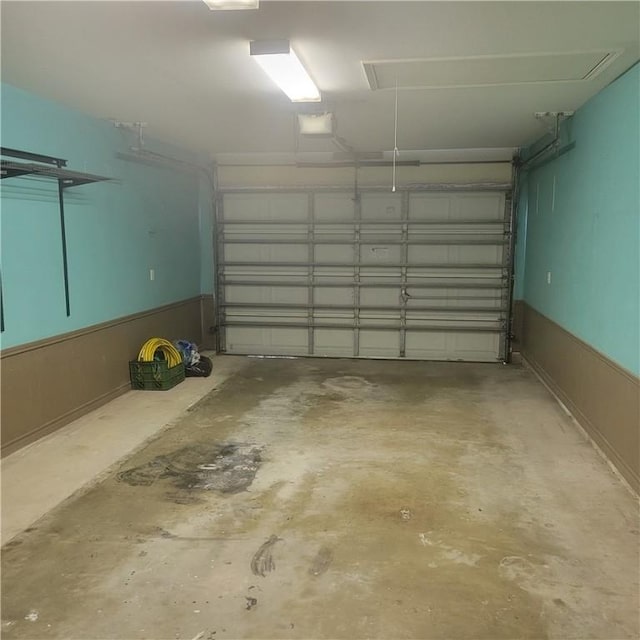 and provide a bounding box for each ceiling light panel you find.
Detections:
[364,51,622,90]
[203,0,259,10]
[250,40,321,103]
